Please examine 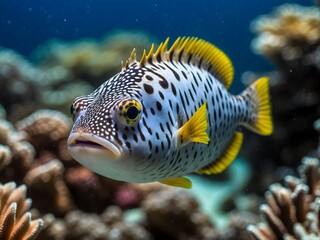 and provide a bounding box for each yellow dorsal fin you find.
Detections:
[161,37,169,53]
[122,49,137,70]
[123,37,234,88]
[147,44,155,59]
[196,132,243,175]
[160,176,192,189]
[139,49,147,67]
[168,37,181,53]
[129,48,136,64]
[149,37,235,88]
[178,102,210,147]
[153,42,163,60]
